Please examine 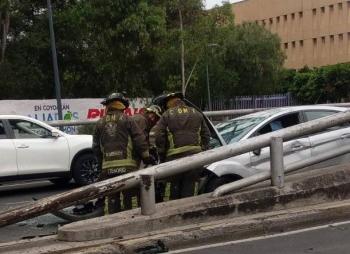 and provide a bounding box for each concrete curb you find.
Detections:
[0,236,113,254]
[65,199,350,254]
[58,165,350,241]
[3,199,350,254]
